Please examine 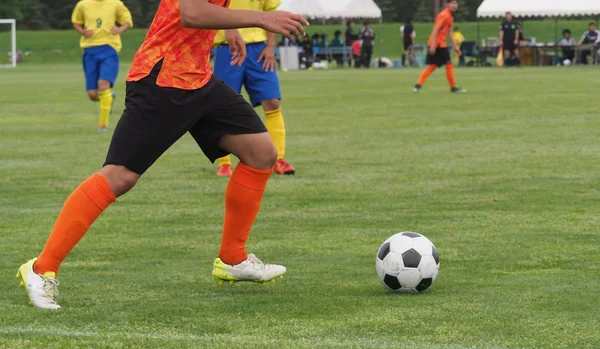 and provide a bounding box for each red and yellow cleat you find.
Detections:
[273,158,295,175]
[216,164,233,177]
